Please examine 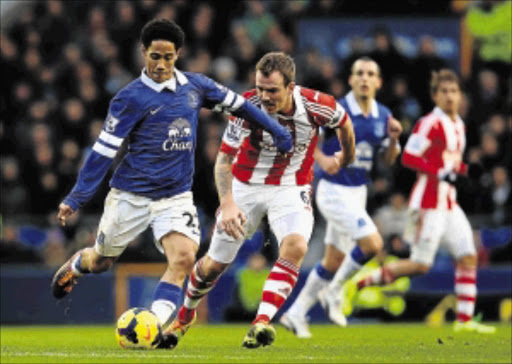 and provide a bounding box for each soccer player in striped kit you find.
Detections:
[50,19,293,348]
[281,57,403,338]
[169,52,356,349]
[356,69,495,334]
